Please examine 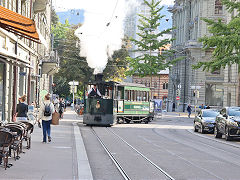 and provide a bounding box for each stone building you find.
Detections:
[0,0,59,122]
[168,0,227,112]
